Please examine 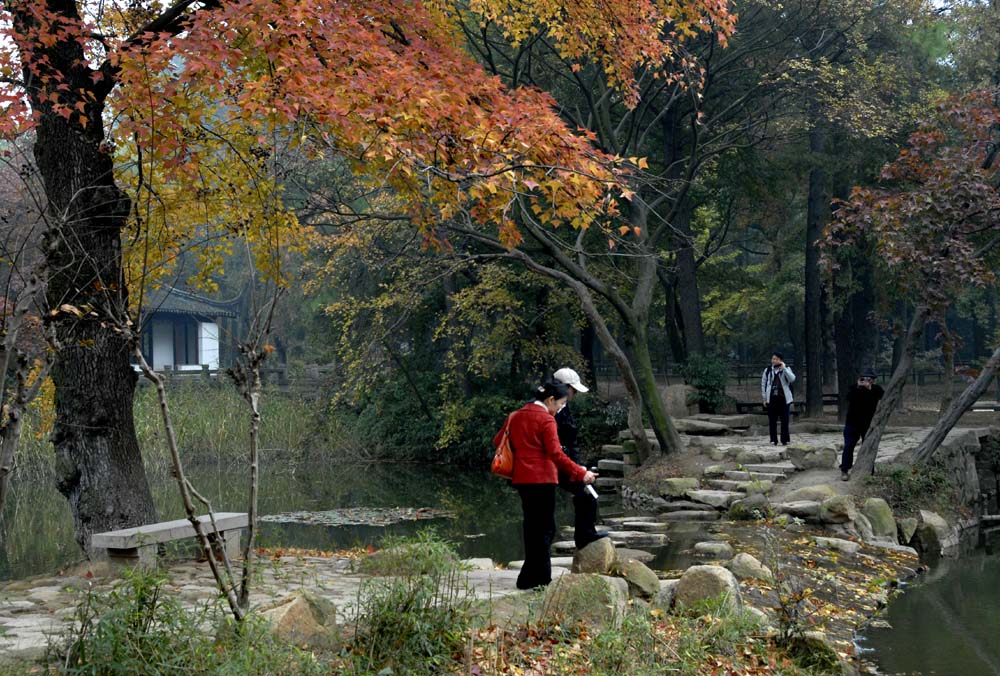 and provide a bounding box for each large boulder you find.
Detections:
[729,493,771,520]
[725,553,773,581]
[615,558,661,599]
[914,510,956,556]
[812,536,860,555]
[673,565,742,610]
[664,384,697,418]
[897,517,919,545]
[654,579,679,612]
[782,484,838,503]
[660,477,700,498]
[693,541,734,559]
[572,537,616,574]
[773,501,822,519]
[861,498,896,539]
[786,445,838,470]
[615,548,655,564]
[259,591,340,650]
[540,574,628,629]
[686,490,743,509]
[819,495,858,524]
